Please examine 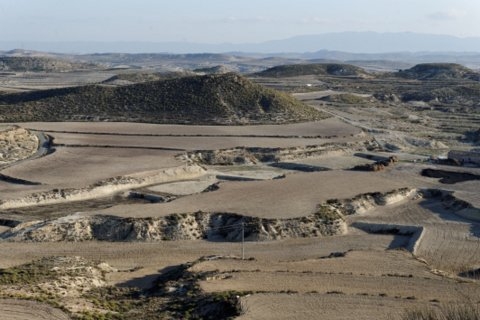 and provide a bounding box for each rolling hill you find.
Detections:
[256,63,369,78]
[394,63,480,81]
[0,73,325,124]
[0,56,97,72]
